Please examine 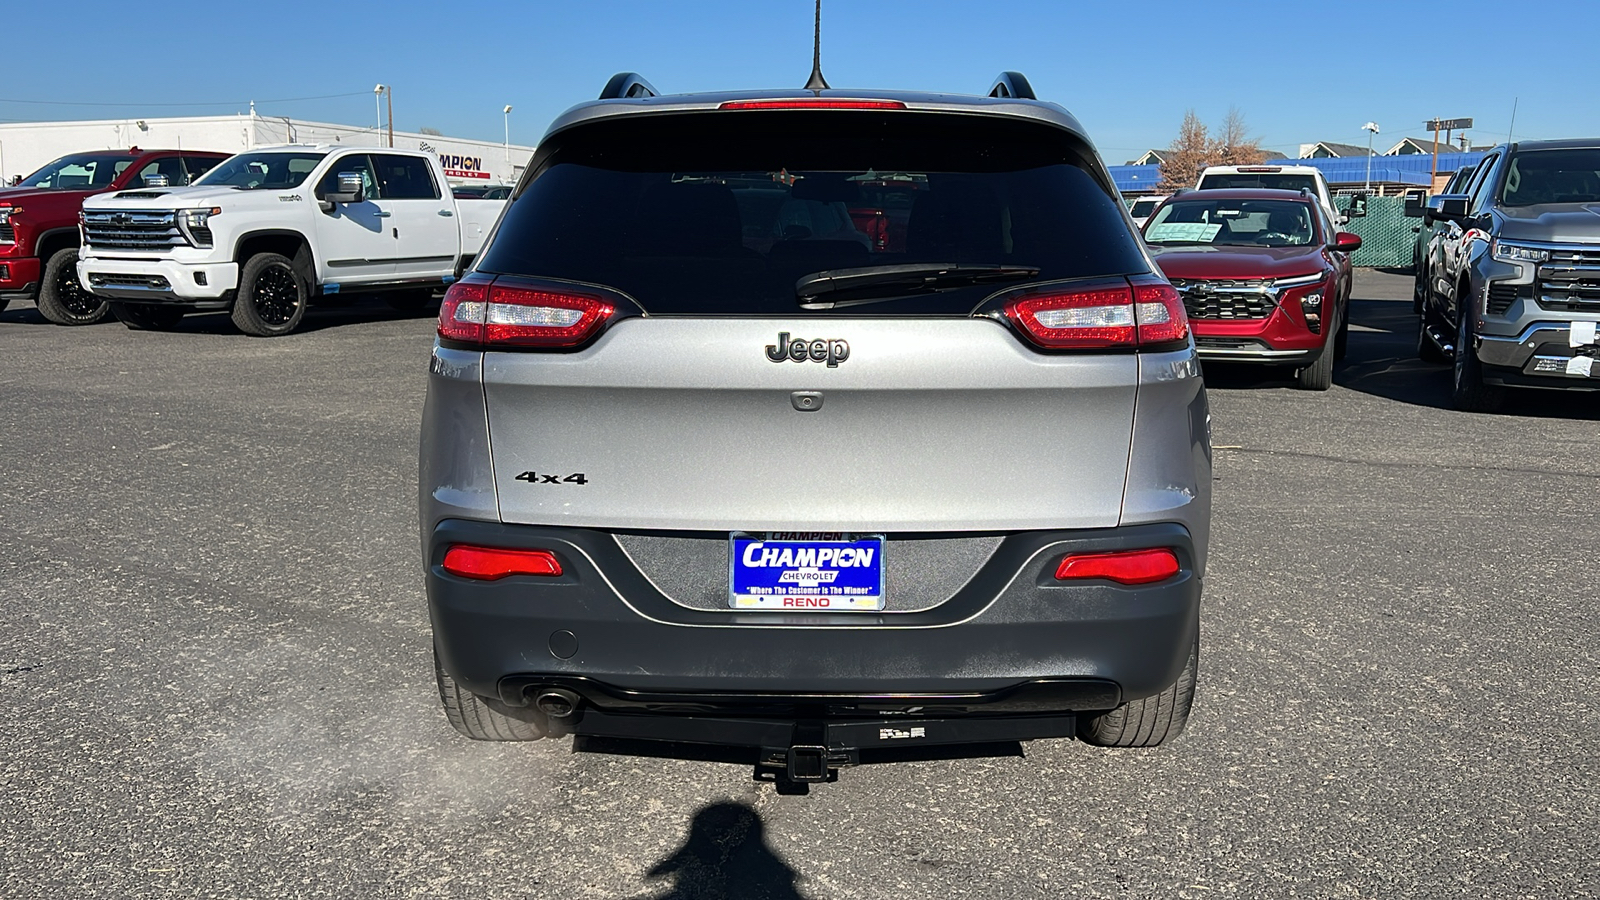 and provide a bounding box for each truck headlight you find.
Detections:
[178,207,221,248]
[0,205,17,223]
[1491,240,1550,264]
